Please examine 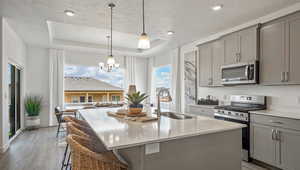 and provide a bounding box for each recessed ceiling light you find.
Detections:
[64,10,75,16]
[167,31,175,35]
[212,5,223,11]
